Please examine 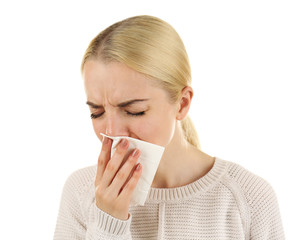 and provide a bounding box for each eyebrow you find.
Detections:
[86,99,149,108]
